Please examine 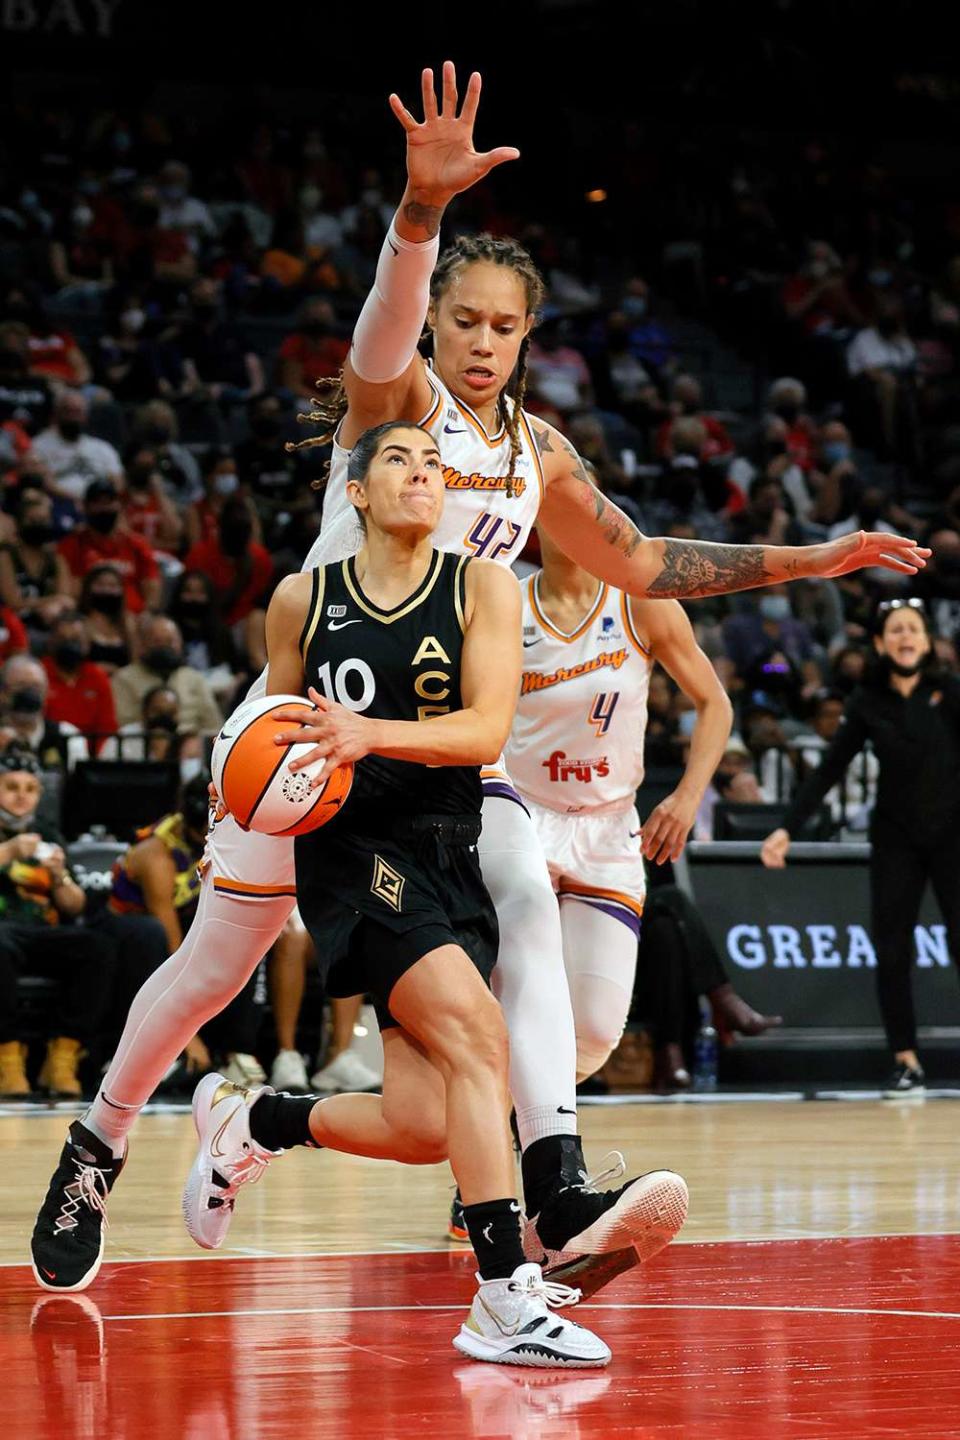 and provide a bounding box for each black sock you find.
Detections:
[462,1197,526,1281]
[248,1093,320,1151]
[520,1134,586,1217]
